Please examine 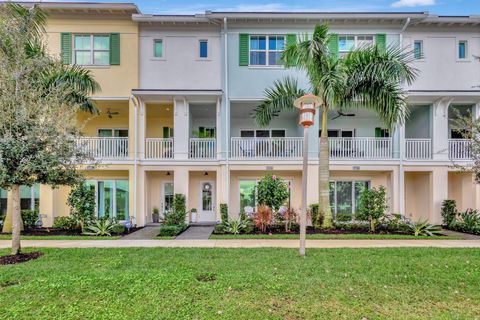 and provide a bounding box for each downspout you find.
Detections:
[130,95,139,225]
[398,17,410,216]
[223,17,230,210]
